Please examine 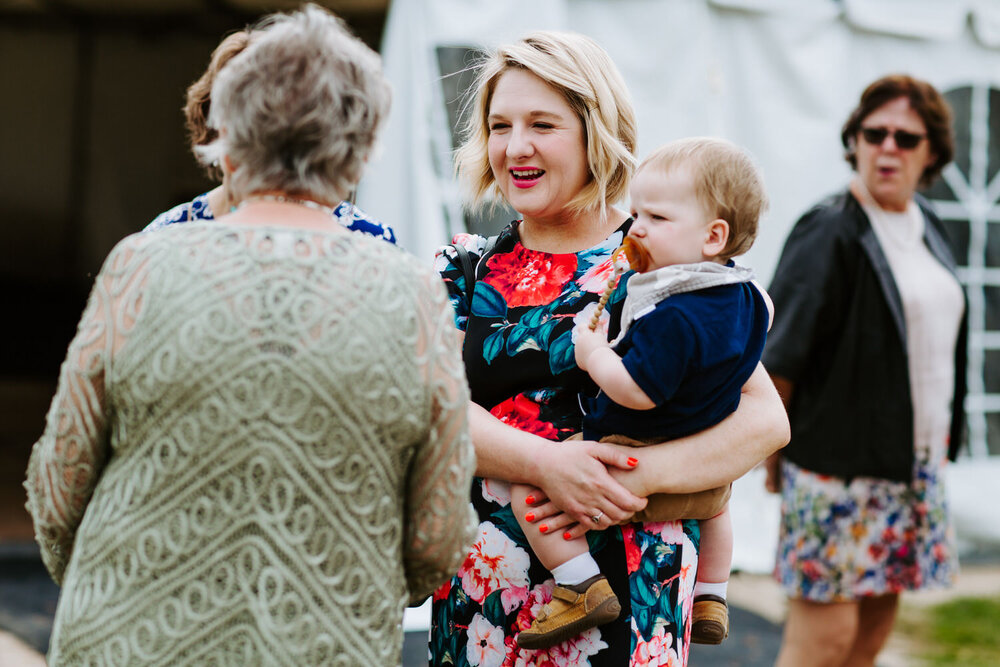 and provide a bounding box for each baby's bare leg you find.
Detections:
[691,504,733,644]
[511,482,592,572]
[511,483,621,650]
[696,504,733,584]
